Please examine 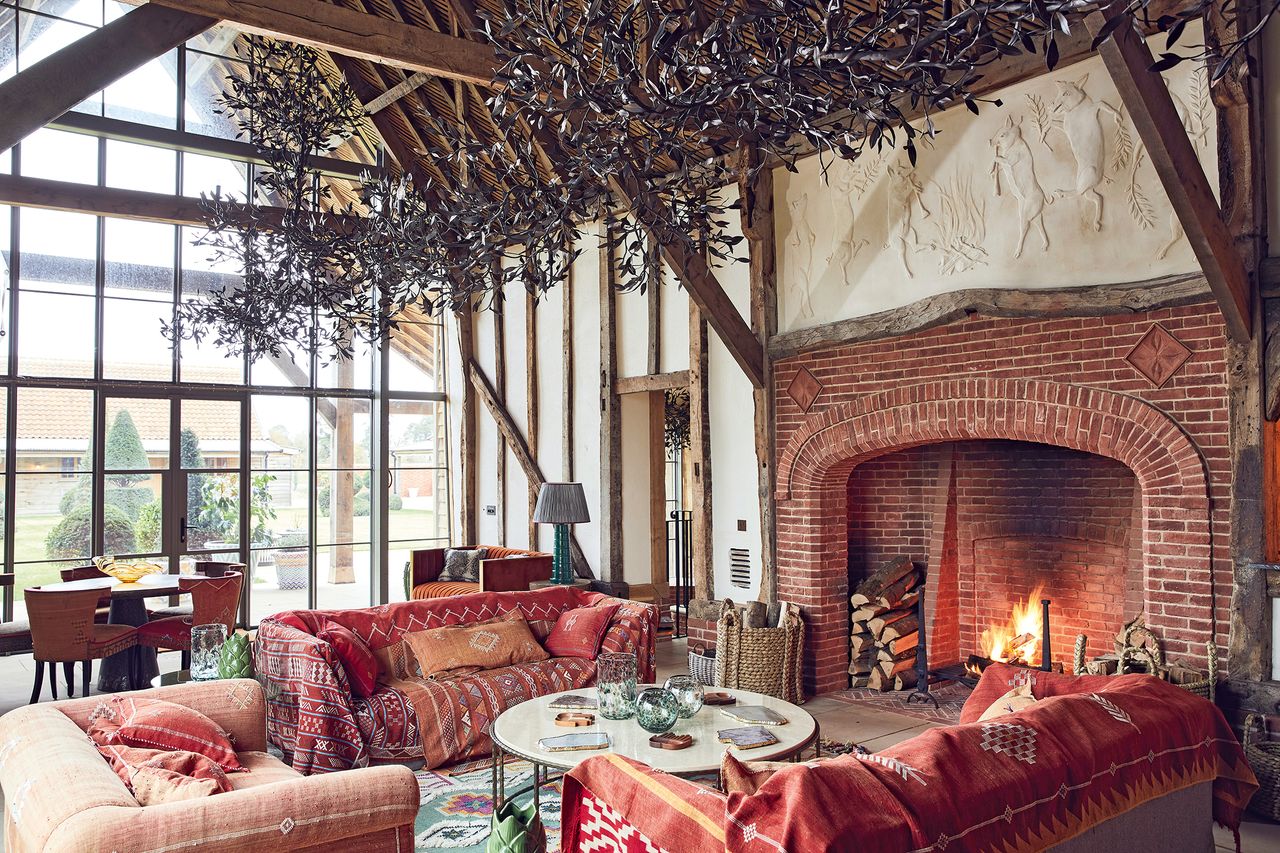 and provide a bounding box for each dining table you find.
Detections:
[37,572,188,692]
